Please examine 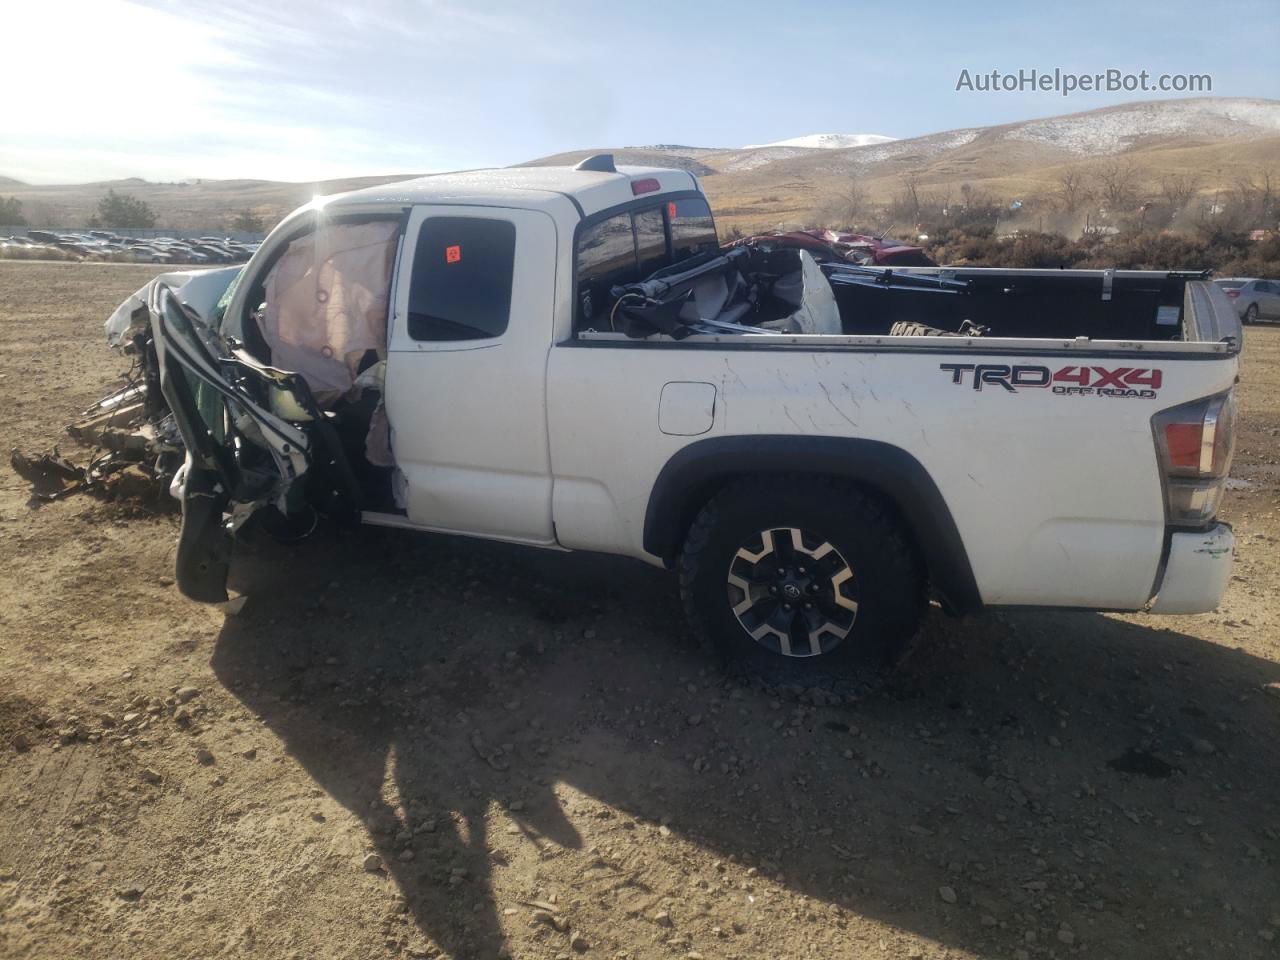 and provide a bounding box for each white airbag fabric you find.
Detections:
[261,221,399,400]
